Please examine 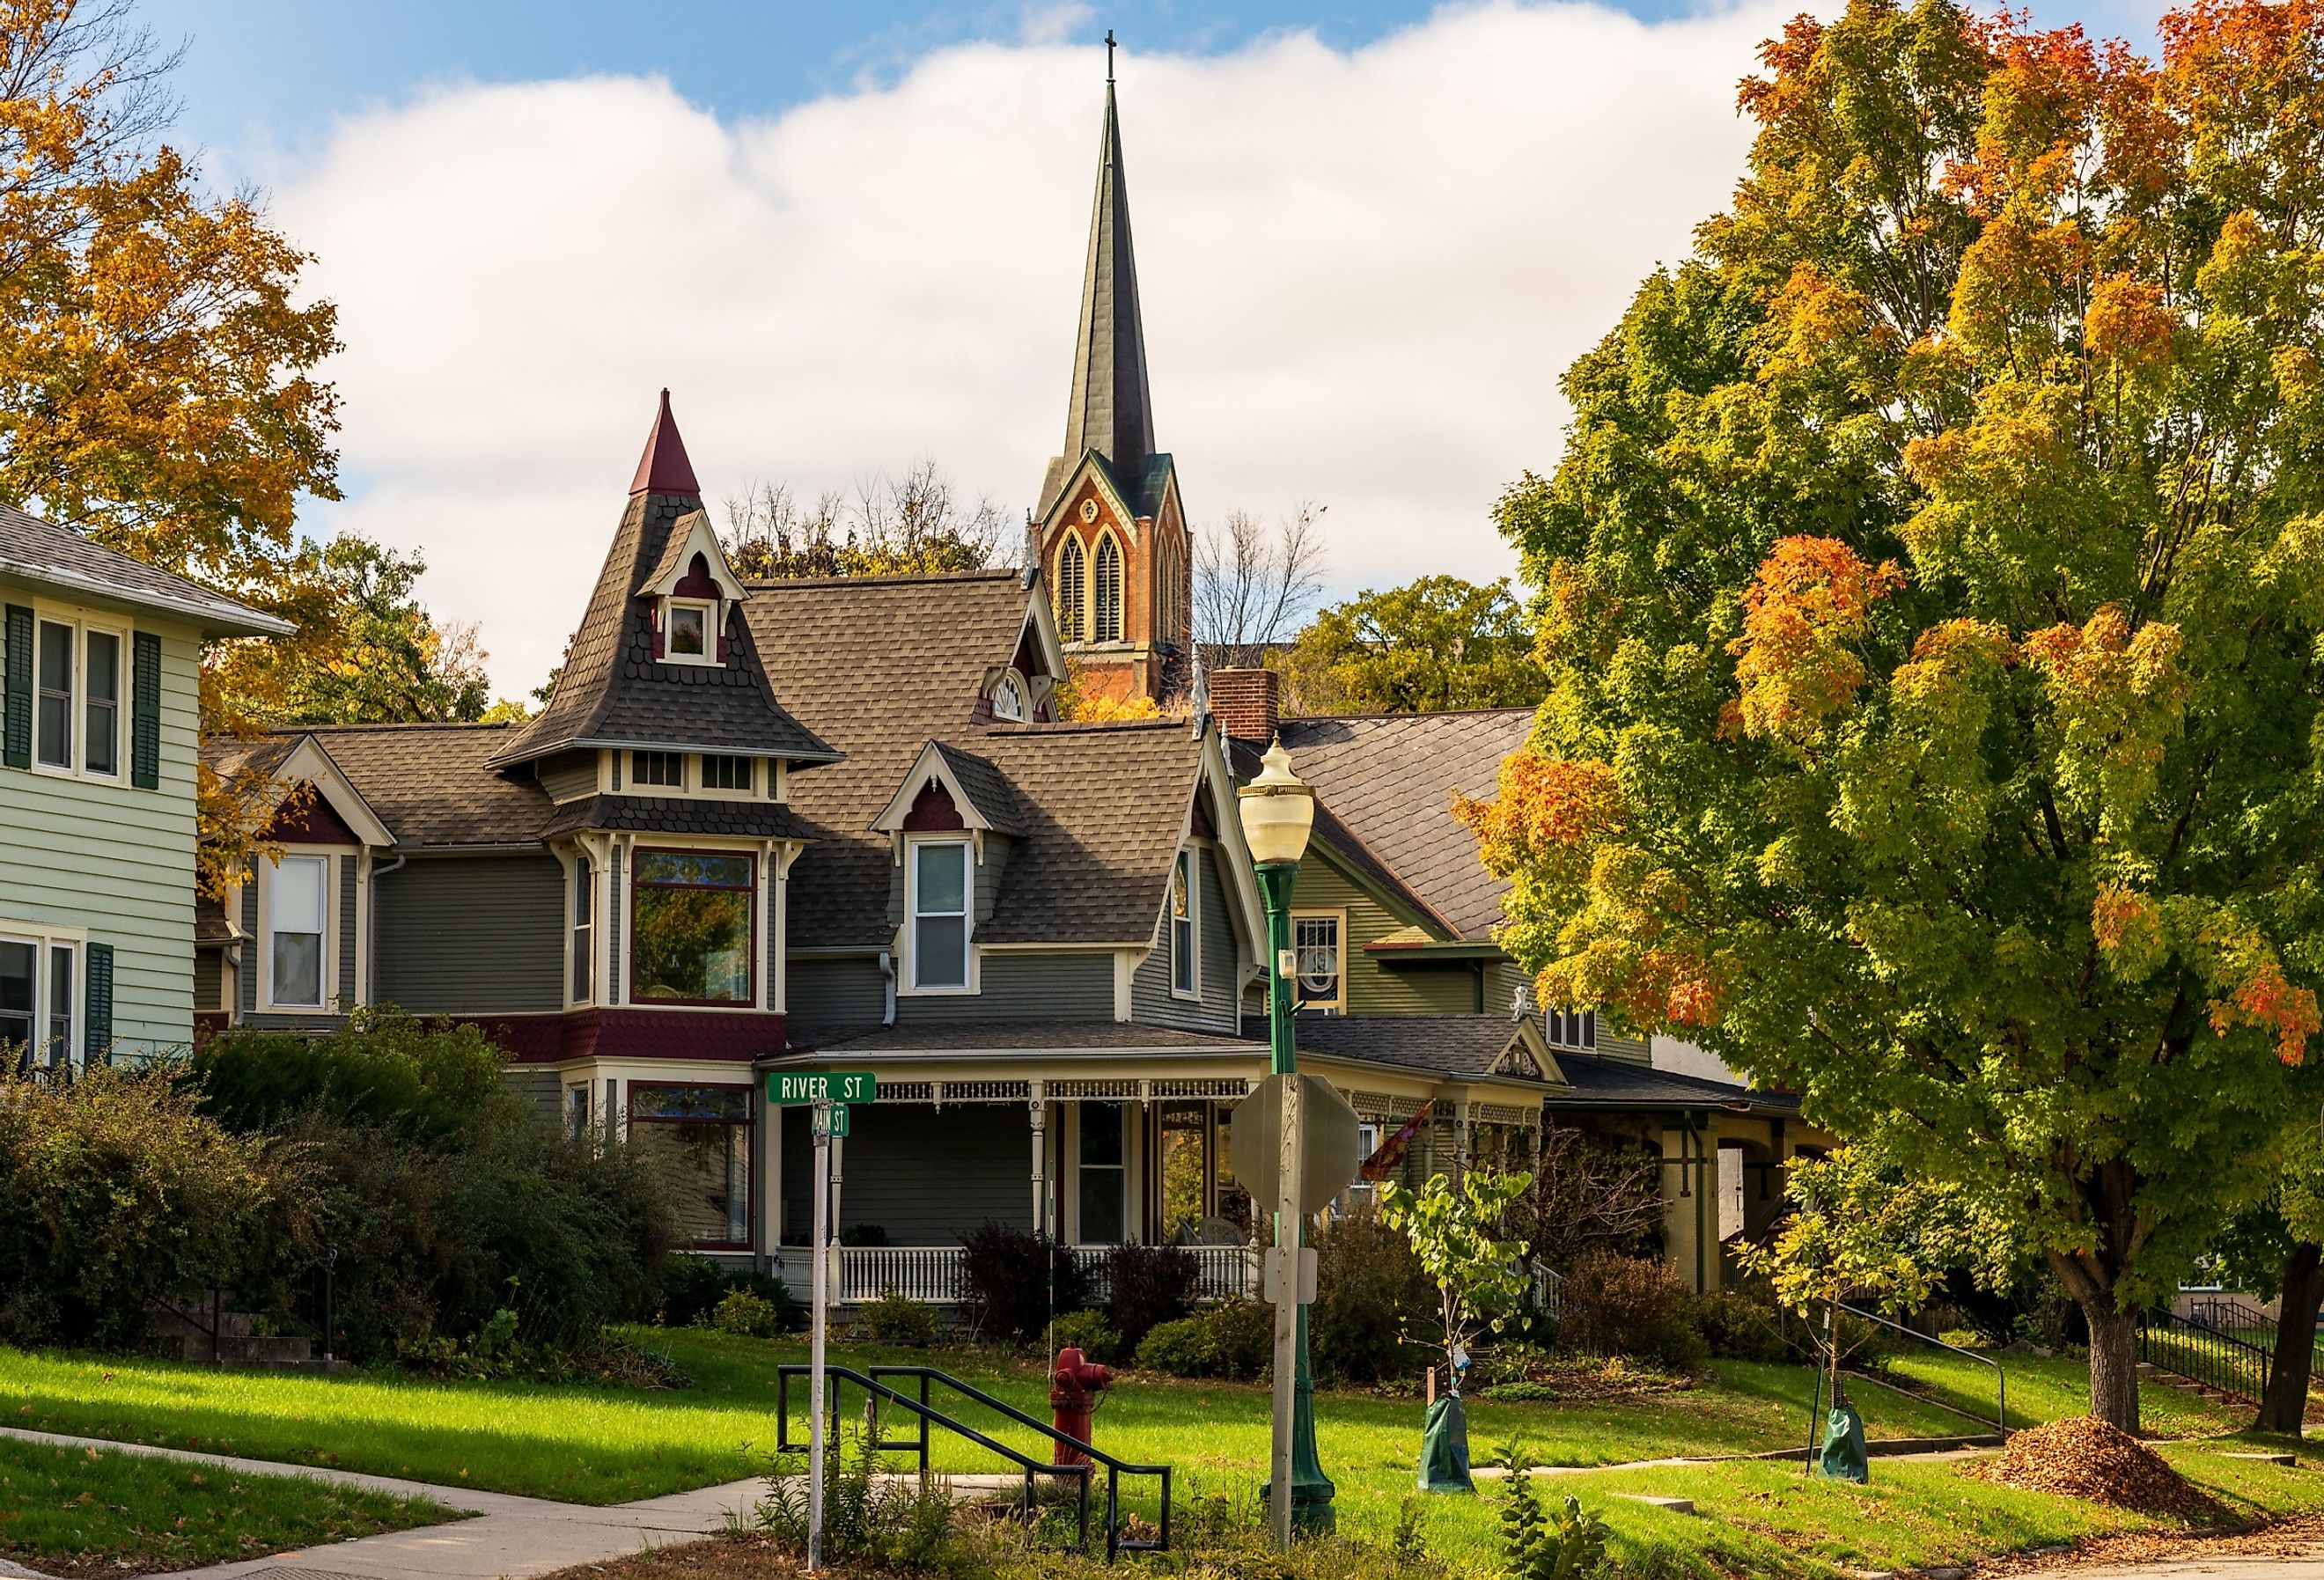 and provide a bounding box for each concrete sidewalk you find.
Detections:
[0,1424,764,1579]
